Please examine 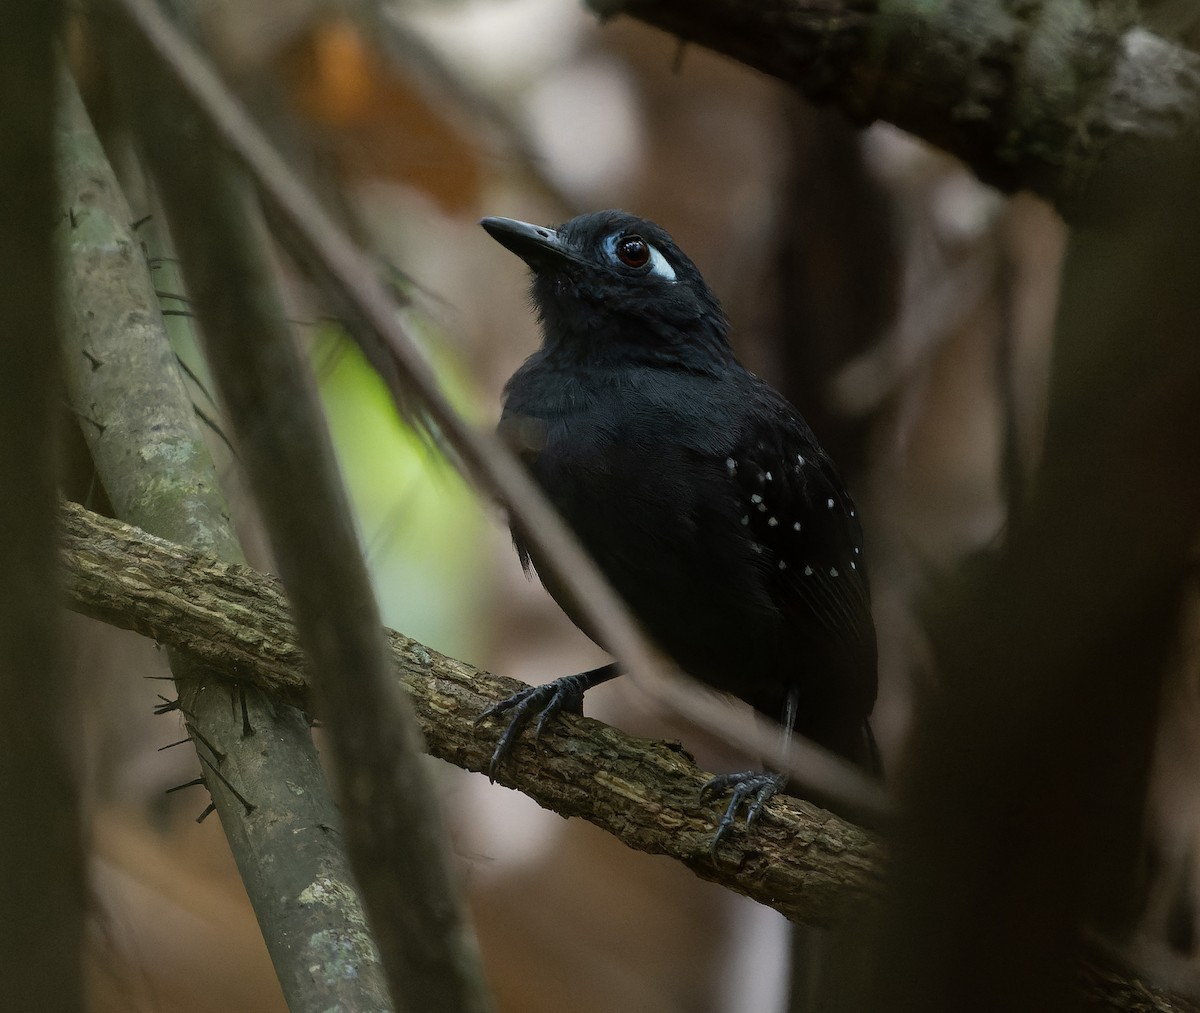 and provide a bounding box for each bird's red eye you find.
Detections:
[616,235,650,268]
